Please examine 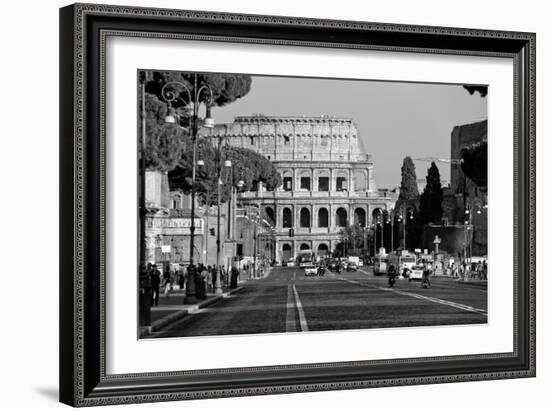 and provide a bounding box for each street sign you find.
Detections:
[433,235,441,244]
[161,245,171,253]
